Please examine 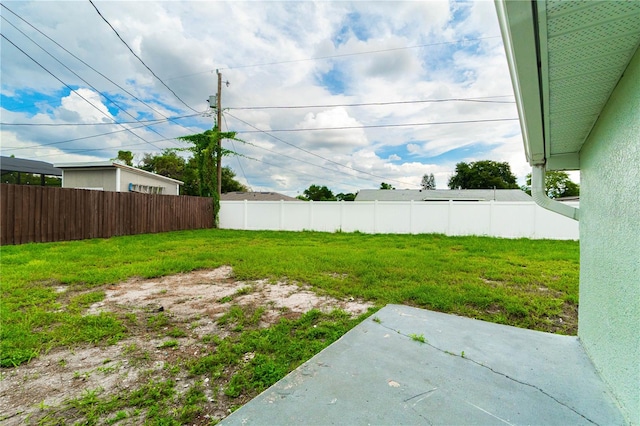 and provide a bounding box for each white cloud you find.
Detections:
[0,1,525,195]
[406,143,421,154]
[58,89,113,123]
[294,108,368,149]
